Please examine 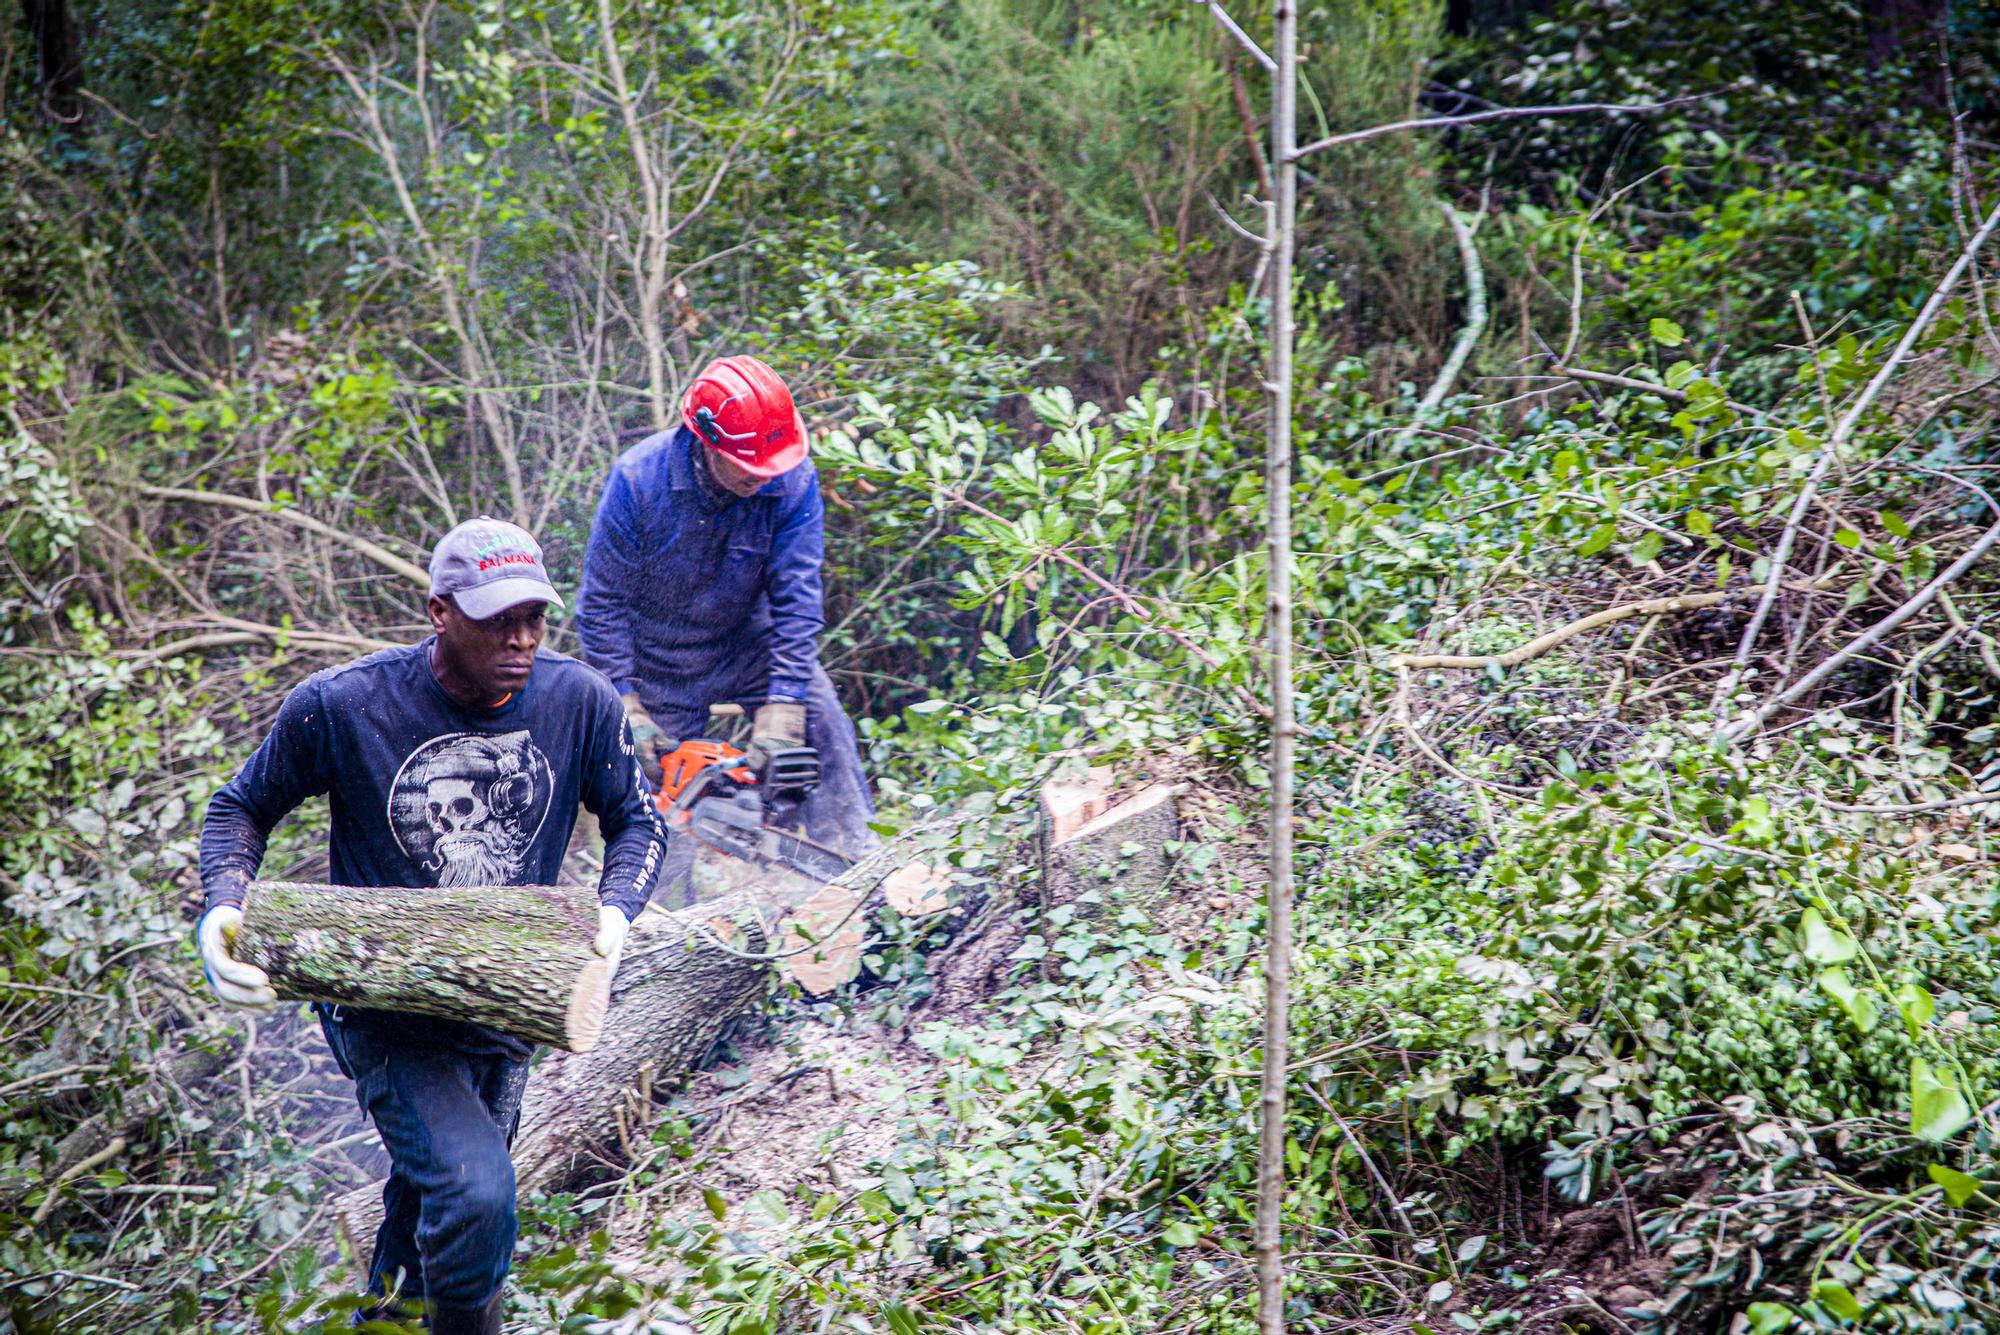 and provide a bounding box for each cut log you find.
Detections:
[778,883,866,995]
[1039,765,1118,846]
[235,881,611,1053]
[332,886,779,1257]
[327,840,975,1258]
[881,861,950,916]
